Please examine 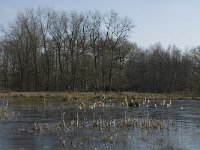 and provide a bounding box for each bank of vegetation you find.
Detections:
[0,7,200,93]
